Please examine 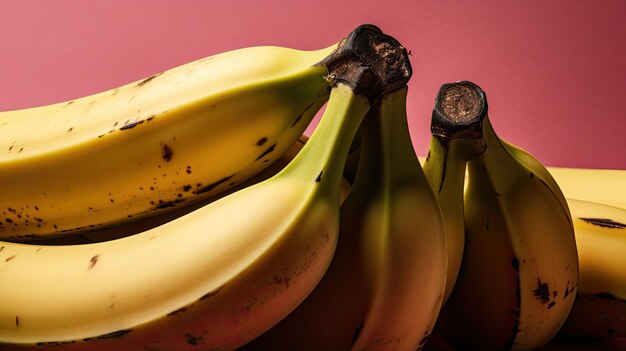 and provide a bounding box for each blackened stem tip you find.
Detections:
[431,80,488,140]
